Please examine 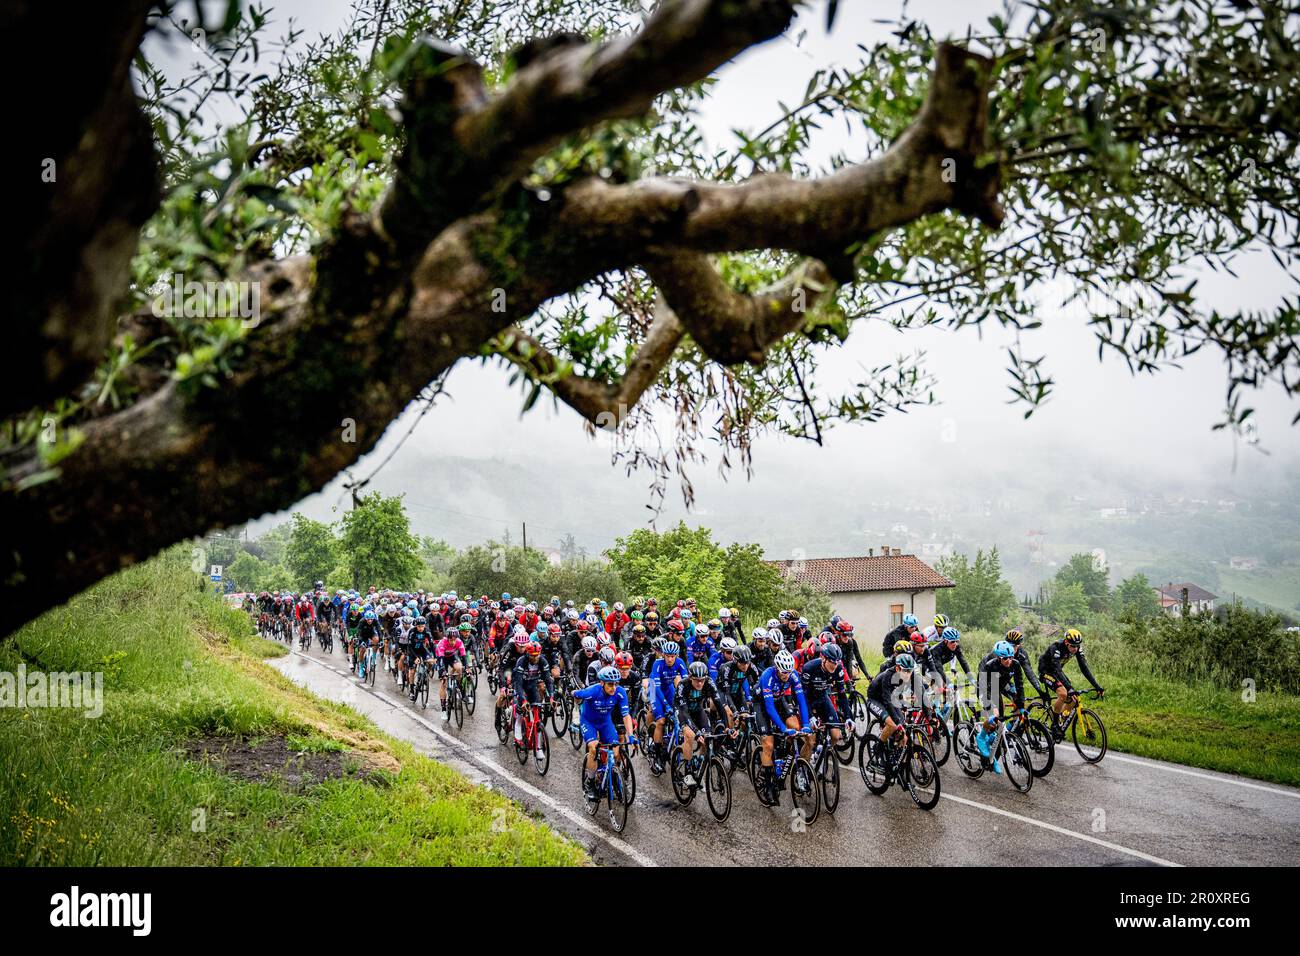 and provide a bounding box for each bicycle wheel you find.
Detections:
[669,748,693,805]
[550,693,569,735]
[789,756,820,825]
[618,750,636,804]
[608,767,628,833]
[753,748,779,804]
[487,670,498,694]
[452,688,464,729]
[495,704,510,743]
[1073,708,1107,763]
[418,676,429,709]
[859,734,890,795]
[462,676,476,715]
[568,715,583,751]
[820,749,841,814]
[532,725,550,775]
[366,655,376,686]
[953,722,984,778]
[705,757,731,822]
[847,692,869,739]
[930,718,951,767]
[1021,718,1055,777]
[903,745,941,810]
[834,729,855,765]
[1001,734,1034,793]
